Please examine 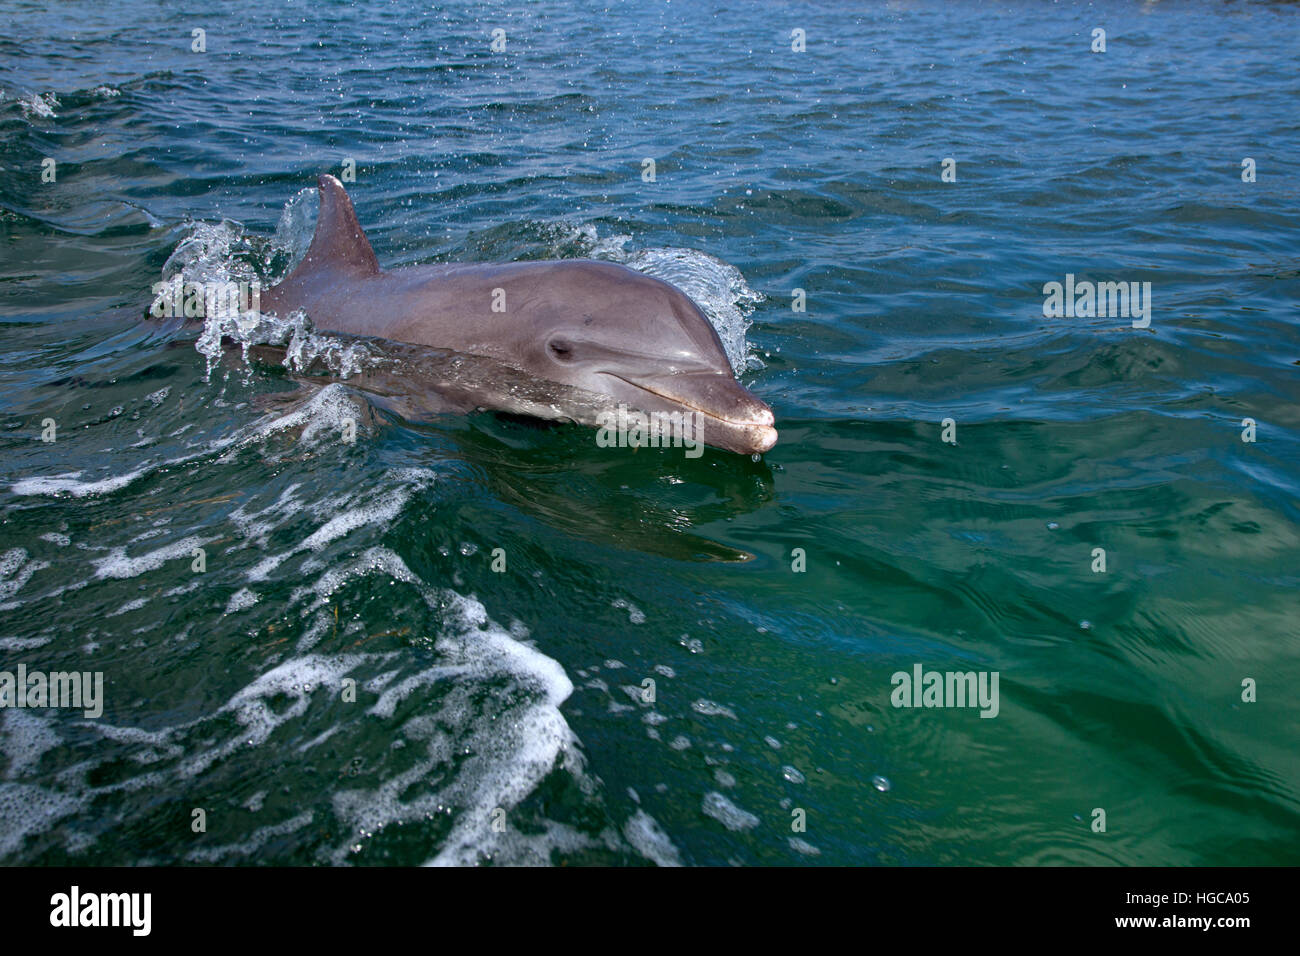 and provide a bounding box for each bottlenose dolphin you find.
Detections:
[259,175,777,455]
